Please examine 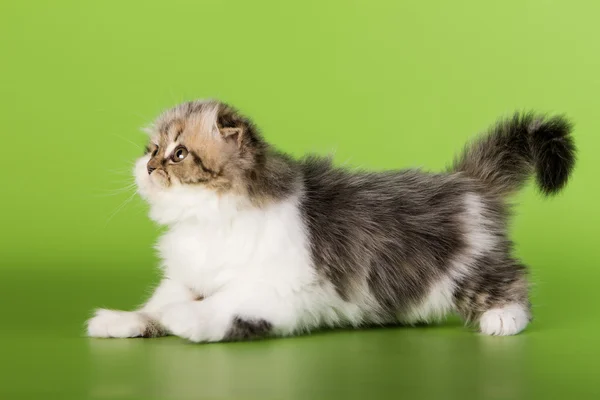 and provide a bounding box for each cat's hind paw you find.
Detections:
[479,303,529,336]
